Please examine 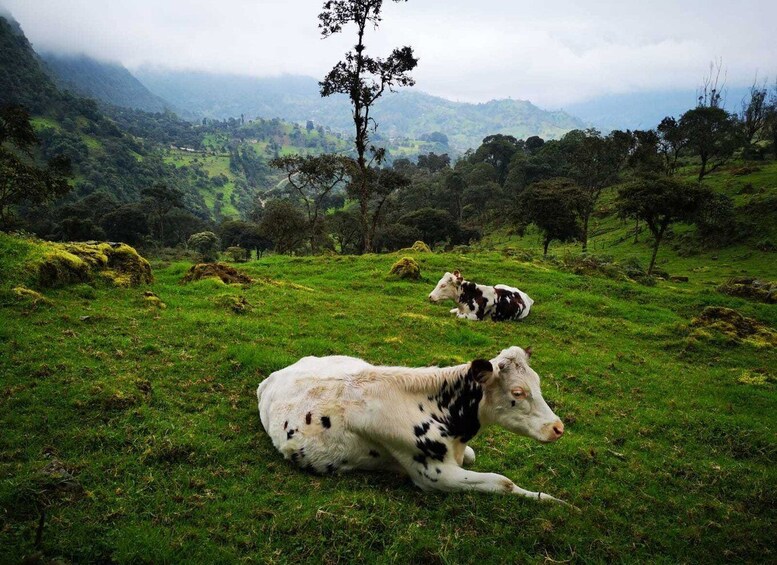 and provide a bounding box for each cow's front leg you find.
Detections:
[416,464,574,507]
[456,310,479,320]
[449,308,459,315]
